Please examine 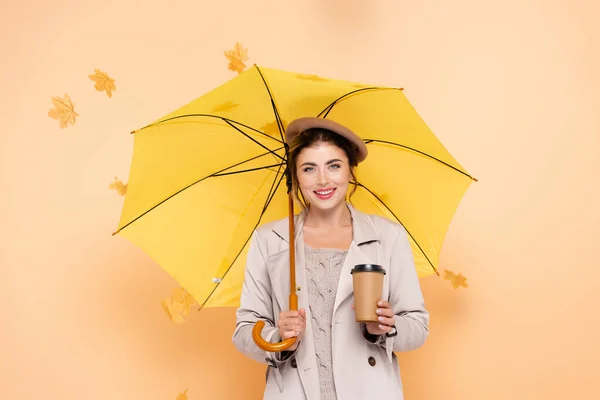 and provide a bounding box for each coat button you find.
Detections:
[291,358,297,368]
[368,356,376,367]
